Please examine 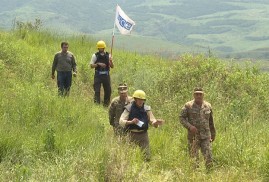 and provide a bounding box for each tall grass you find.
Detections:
[0,29,269,181]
